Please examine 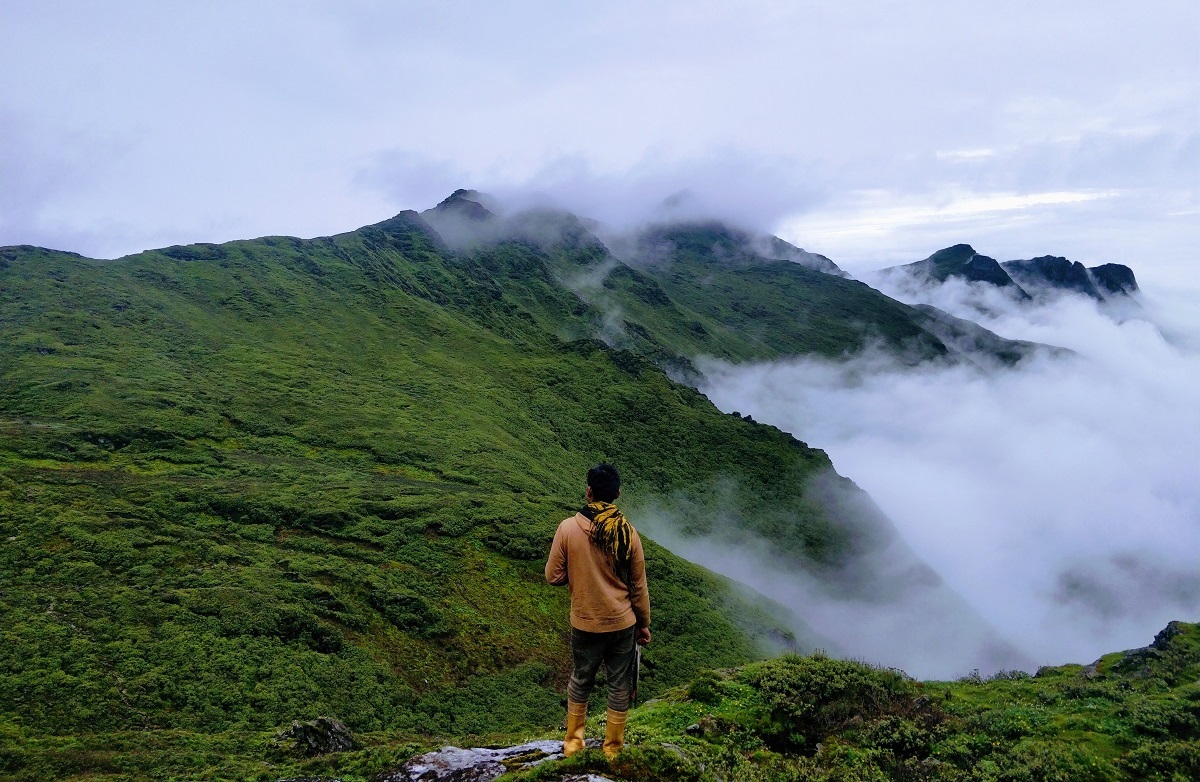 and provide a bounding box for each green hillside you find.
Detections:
[423,193,1041,373]
[0,197,1065,780]
[0,199,944,775]
[604,221,951,363]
